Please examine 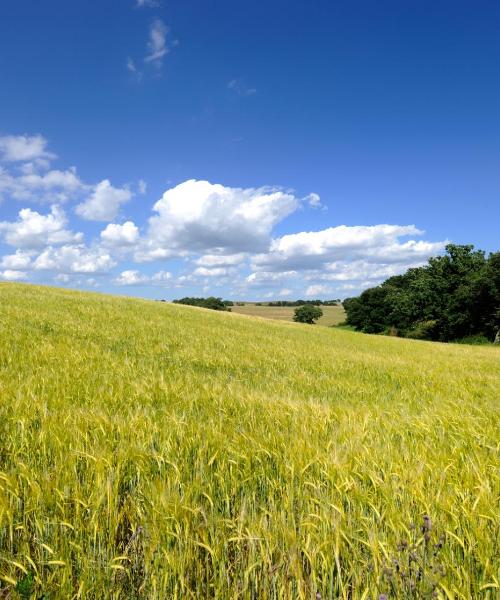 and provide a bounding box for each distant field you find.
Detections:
[231,303,346,326]
[0,283,499,599]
